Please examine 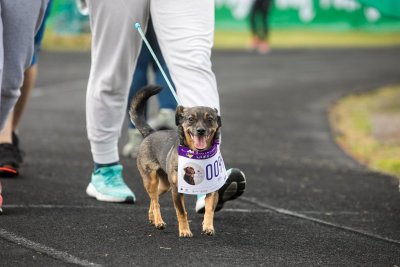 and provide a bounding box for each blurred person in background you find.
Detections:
[0,0,53,178]
[249,0,273,54]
